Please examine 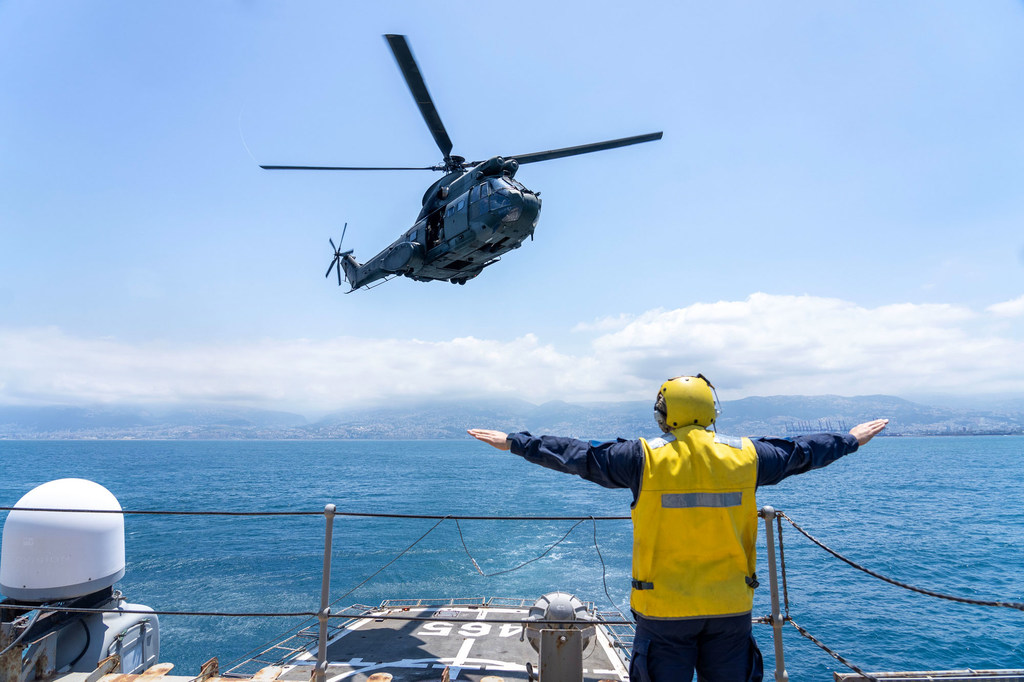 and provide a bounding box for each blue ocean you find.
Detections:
[1,436,1022,679]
